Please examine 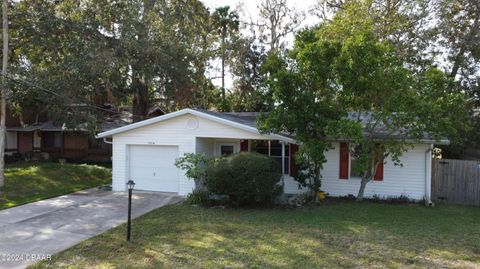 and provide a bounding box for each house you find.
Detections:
[96,108,446,202]
[4,107,133,162]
